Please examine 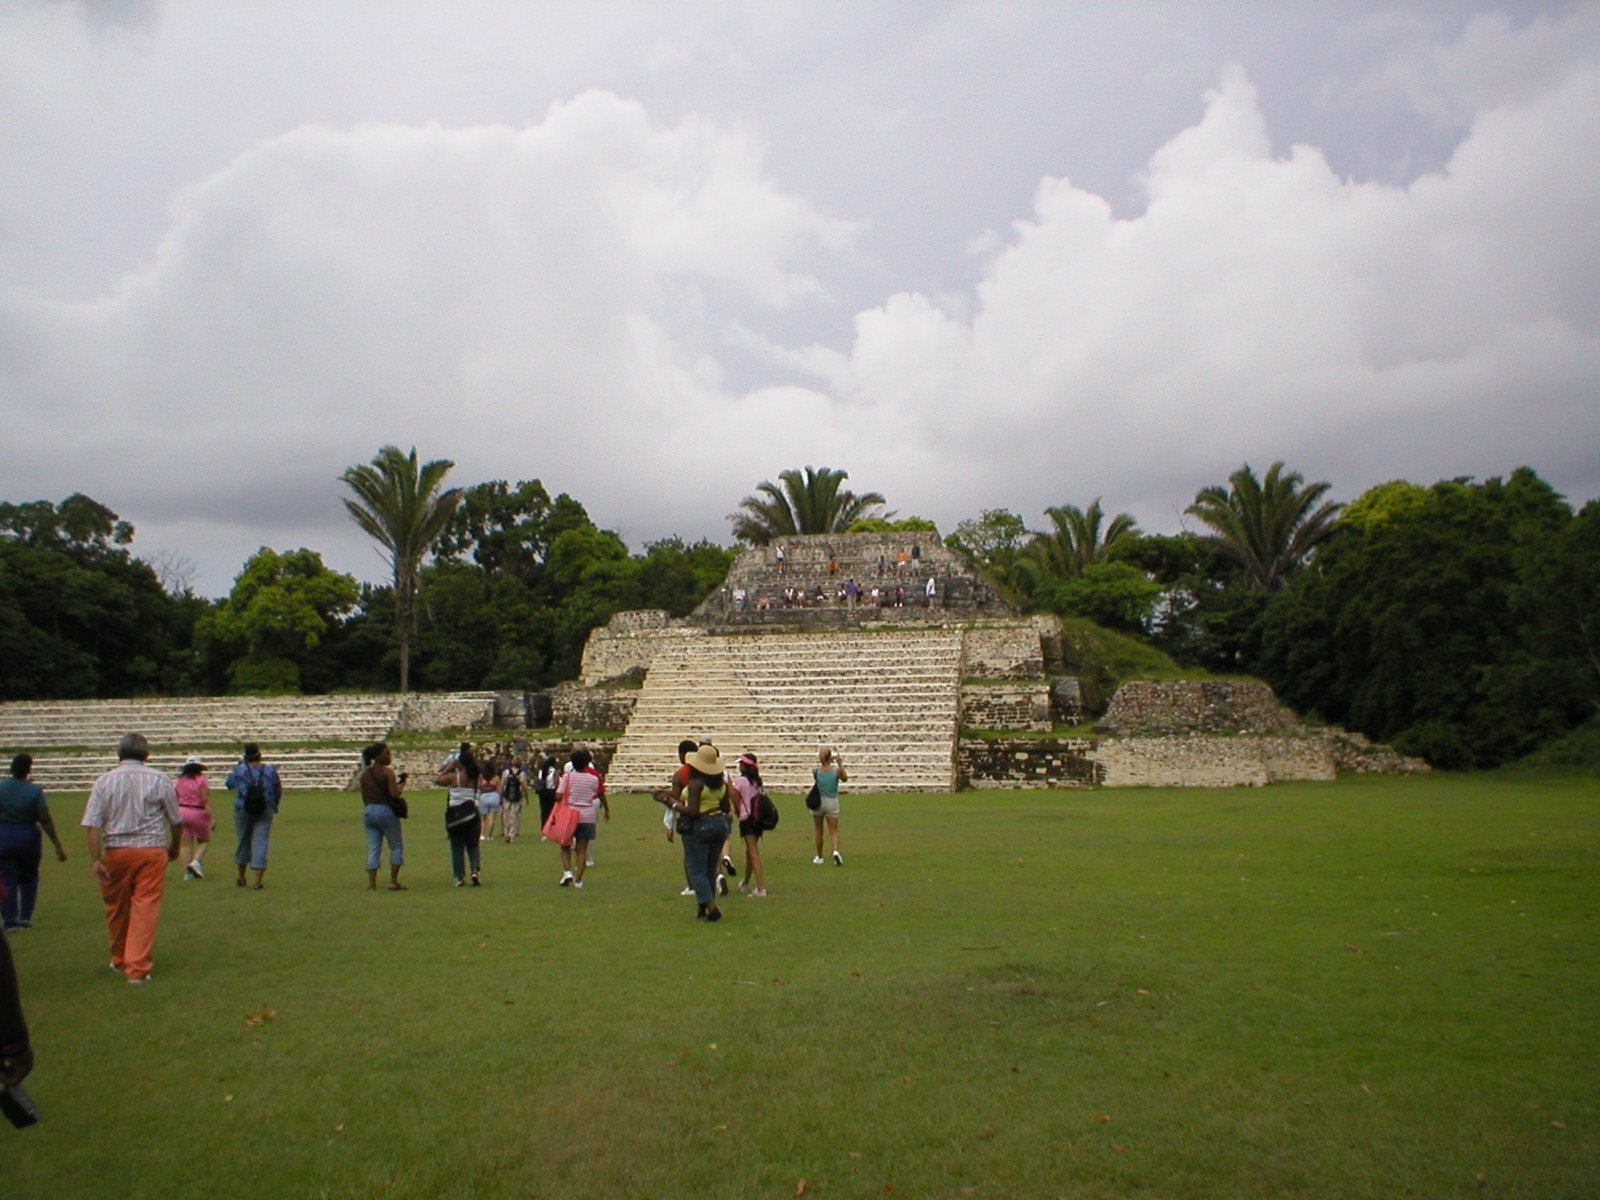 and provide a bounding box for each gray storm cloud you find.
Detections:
[0,3,1596,595]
